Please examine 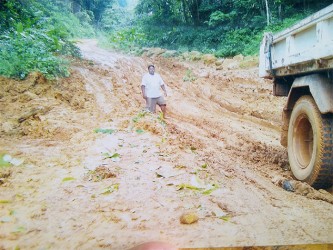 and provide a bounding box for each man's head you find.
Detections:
[148,64,155,75]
